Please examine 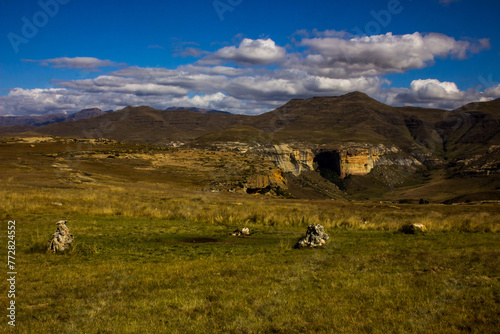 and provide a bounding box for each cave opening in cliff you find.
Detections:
[314,151,341,175]
[314,151,347,190]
